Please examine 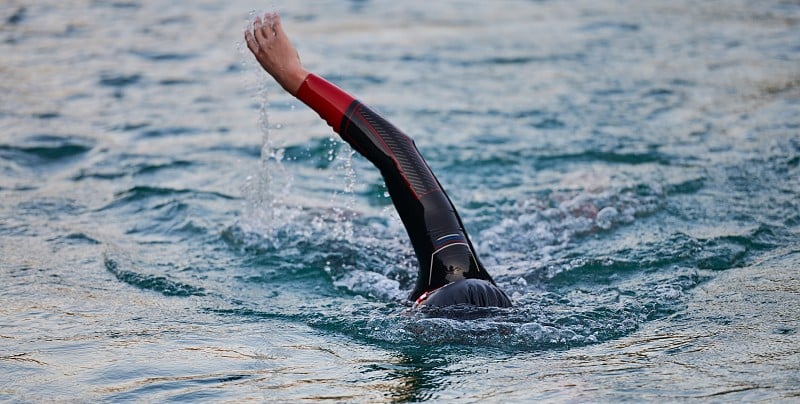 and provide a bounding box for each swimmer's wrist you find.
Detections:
[294,73,356,132]
[284,68,310,96]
